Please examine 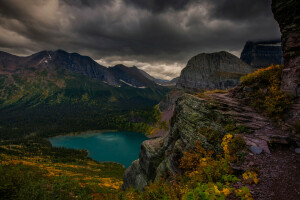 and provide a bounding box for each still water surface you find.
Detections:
[49,131,148,167]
